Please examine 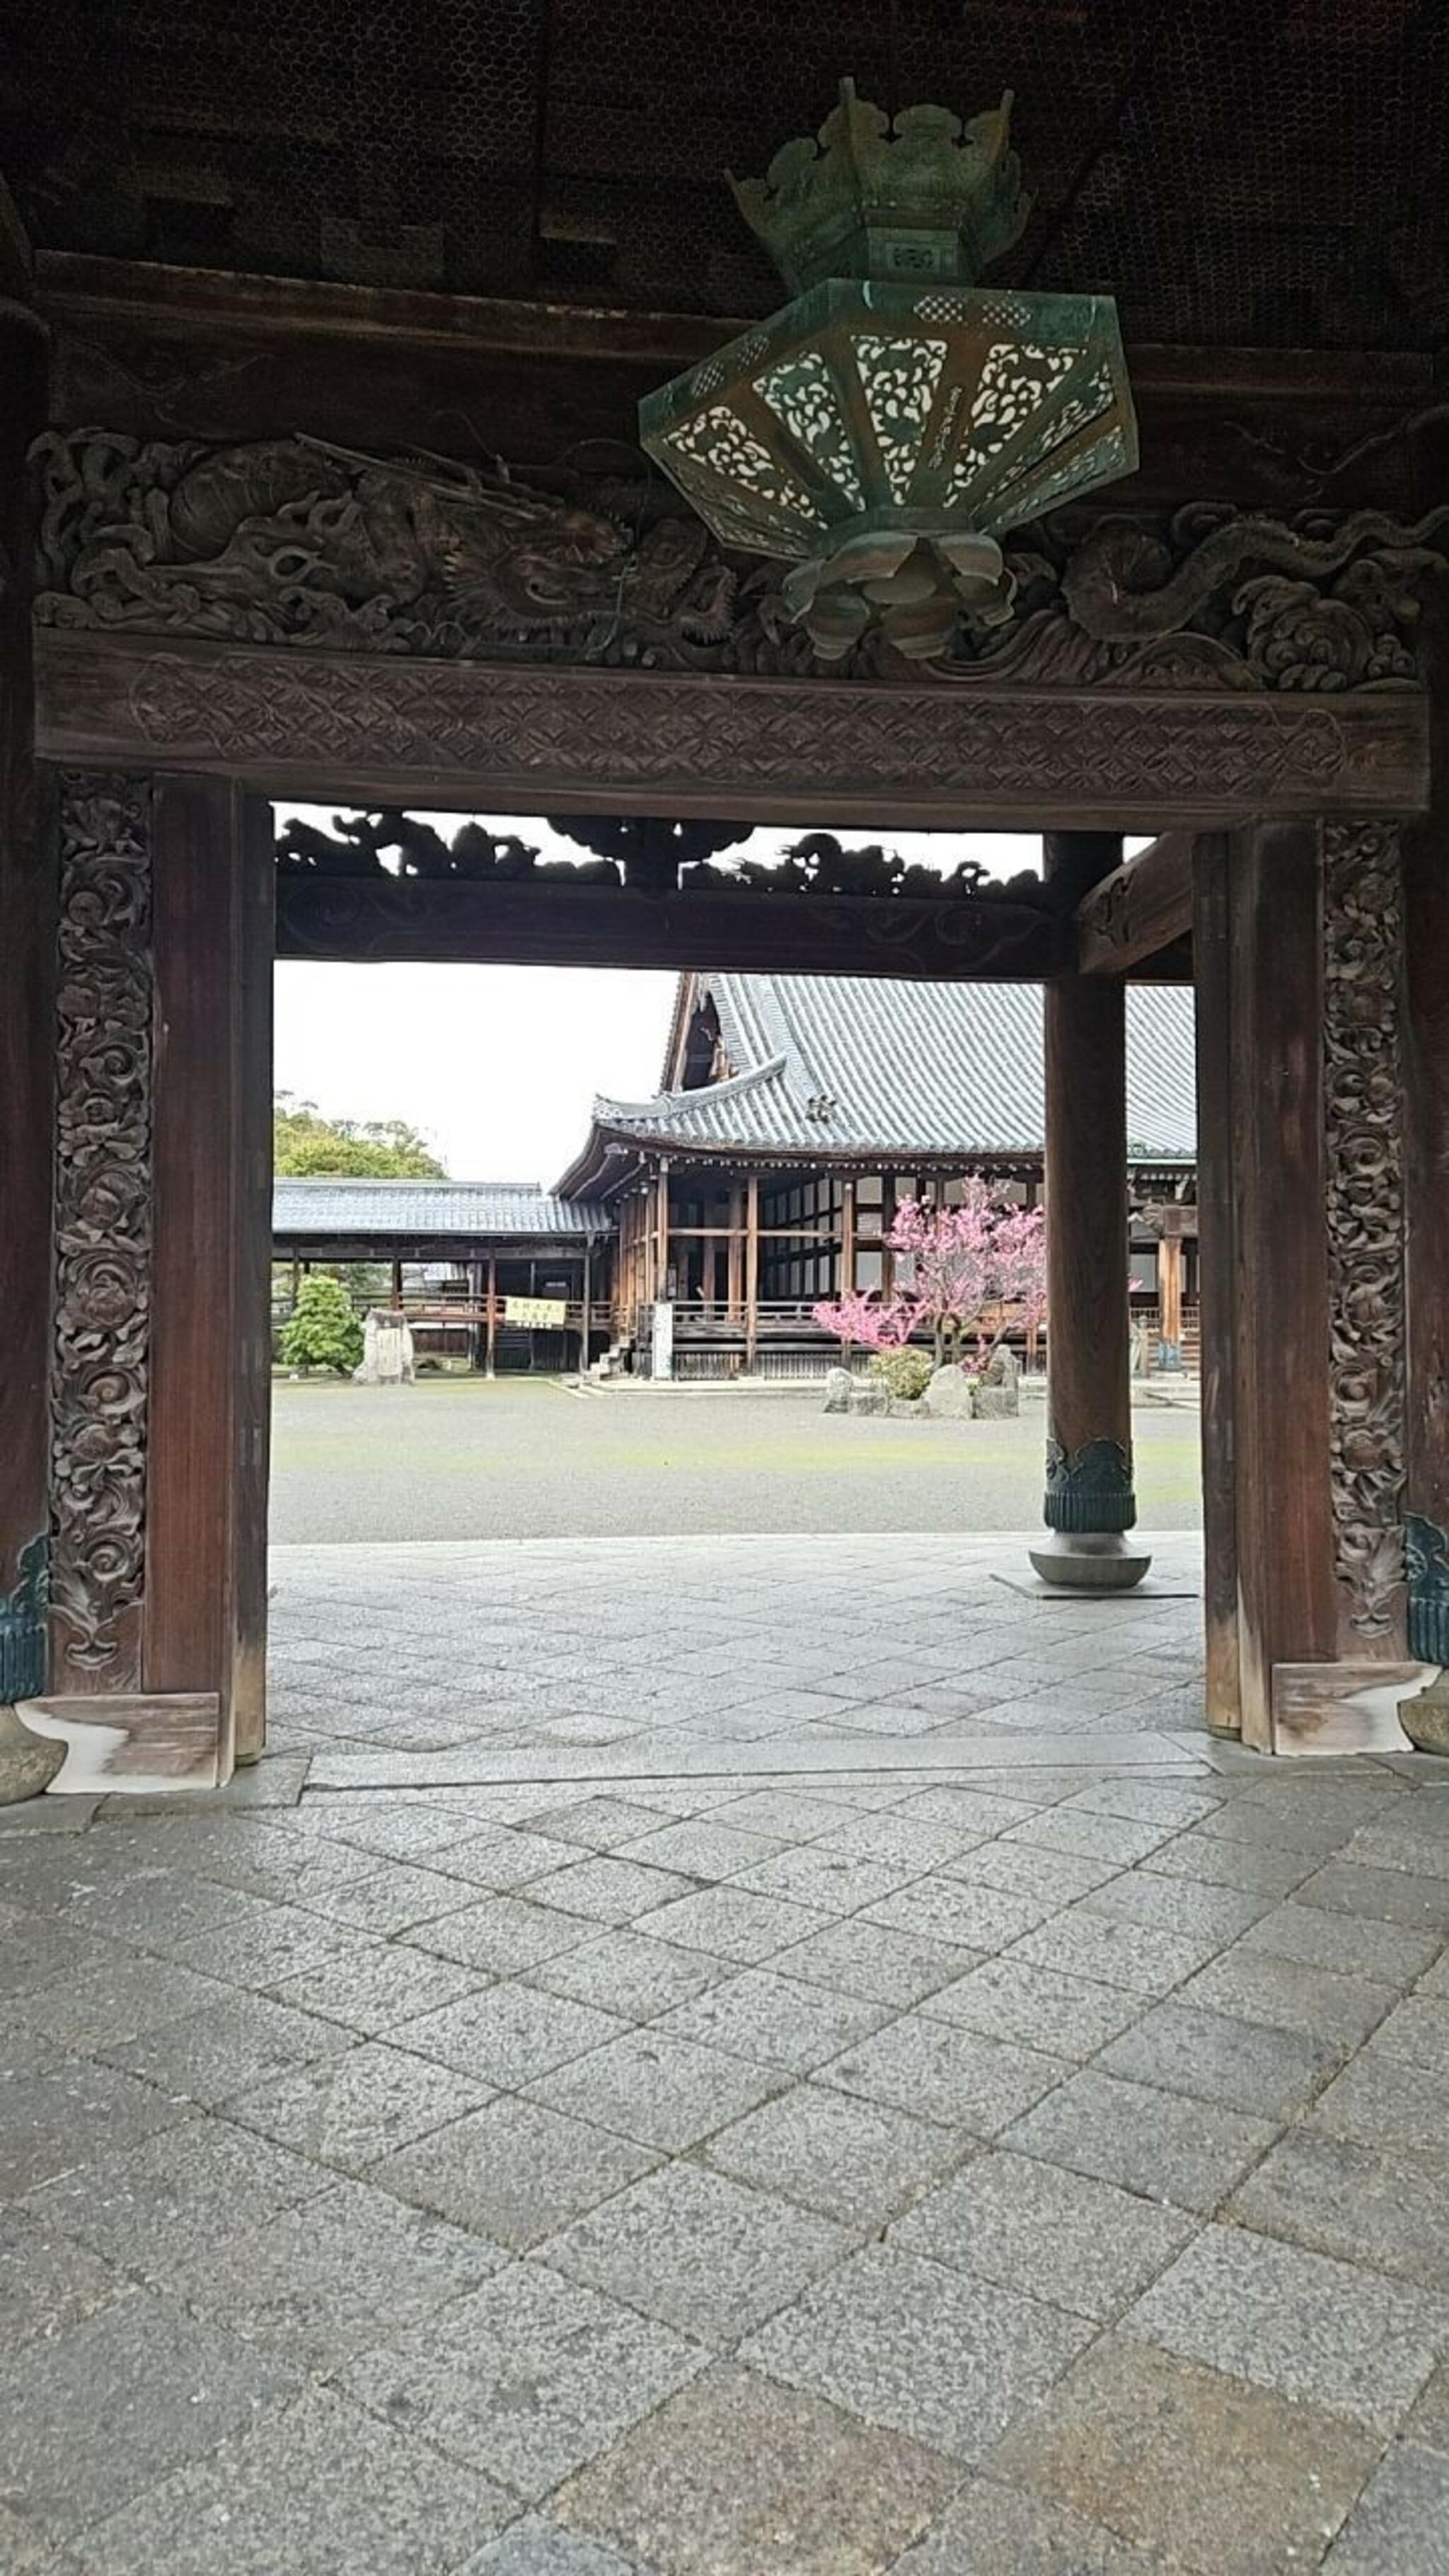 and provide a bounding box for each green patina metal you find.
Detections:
[1044,1437,1138,1535]
[640,81,1136,662]
[728,83,1030,294]
[1406,1512,1449,1665]
[0,1535,49,1703]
